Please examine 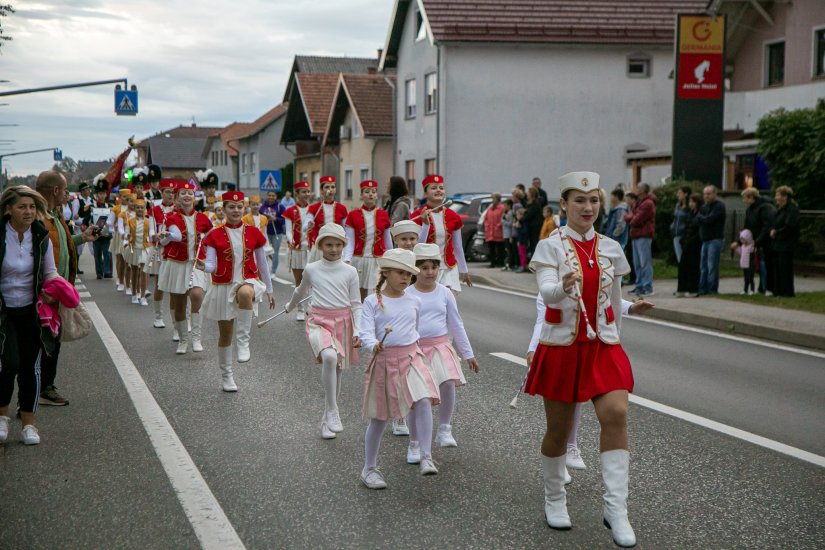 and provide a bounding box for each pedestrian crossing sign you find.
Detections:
[260,170,281,192]
[115,89,138,116]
